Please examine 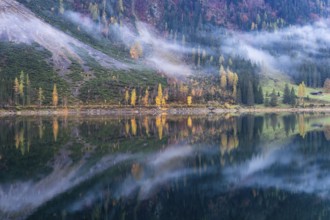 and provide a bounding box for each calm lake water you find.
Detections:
[1,113,330,219]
